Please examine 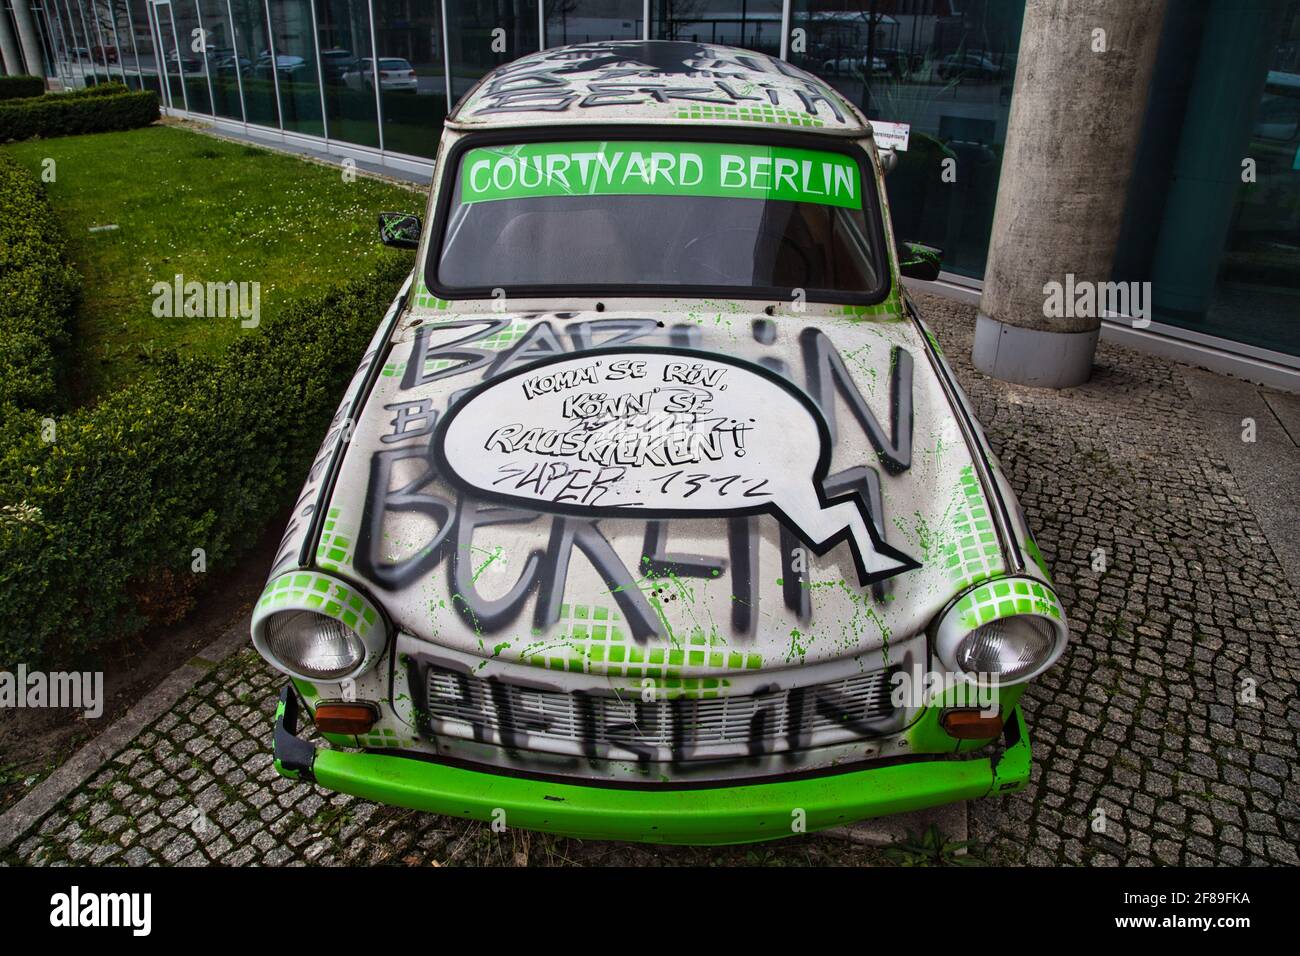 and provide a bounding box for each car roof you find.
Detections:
[448,40,870,137]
